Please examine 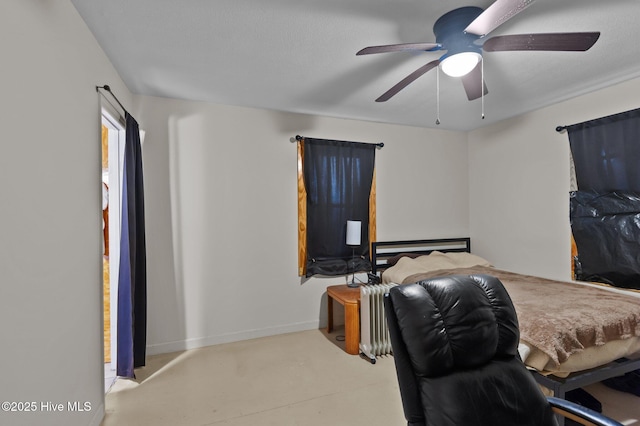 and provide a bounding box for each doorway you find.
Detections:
[102,110,124,392]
